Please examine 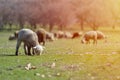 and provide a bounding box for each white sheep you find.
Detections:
[46,32,55,41]
[81,31,105,44]
[54,31,65,39]
[15,29,44,56]
[96,31,106,39]
[64,31,73,39]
